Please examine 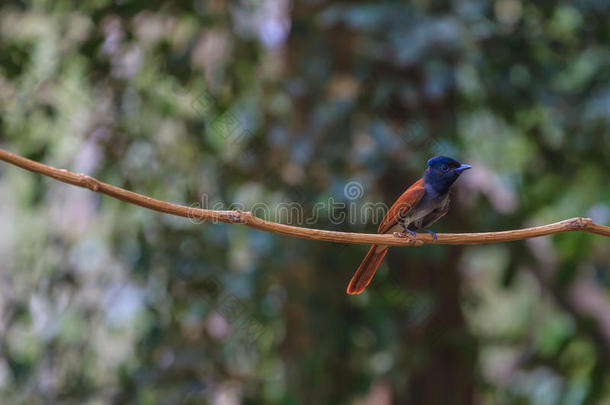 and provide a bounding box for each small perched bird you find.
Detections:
[346,156,472,295]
